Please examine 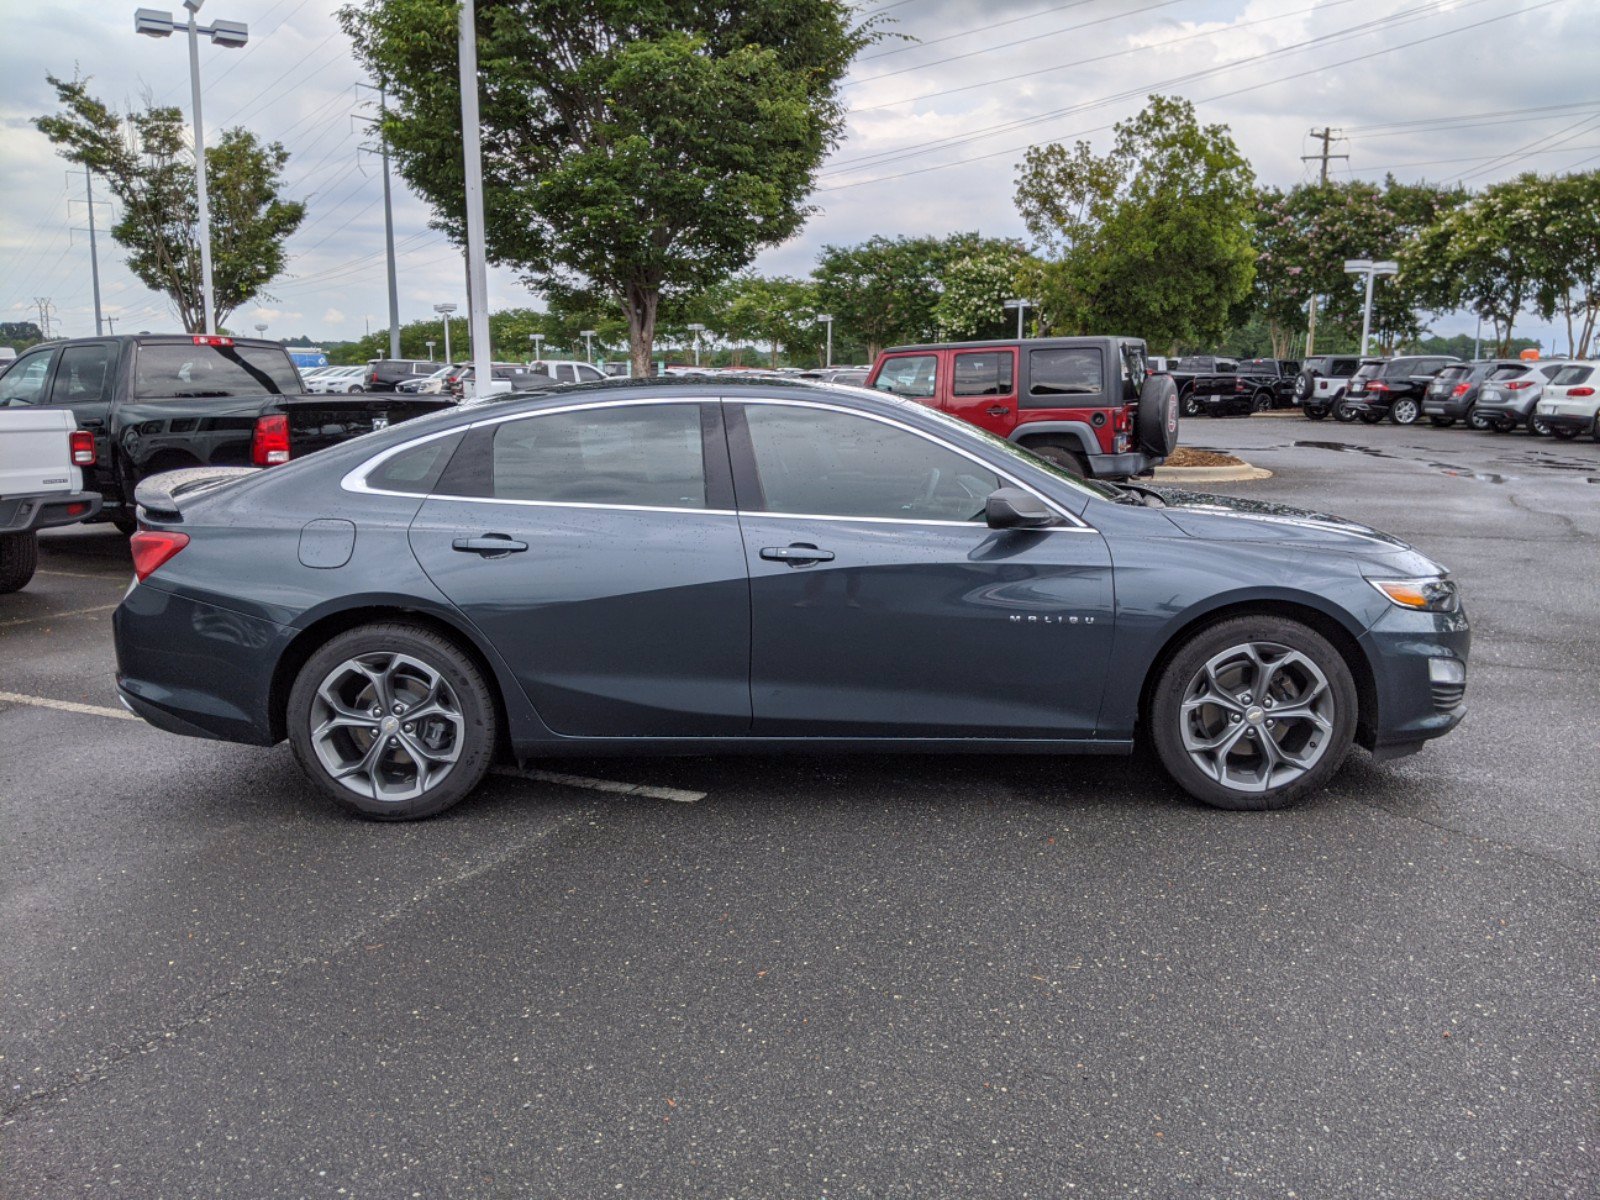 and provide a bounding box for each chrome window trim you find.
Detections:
[341,393,1094,532]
